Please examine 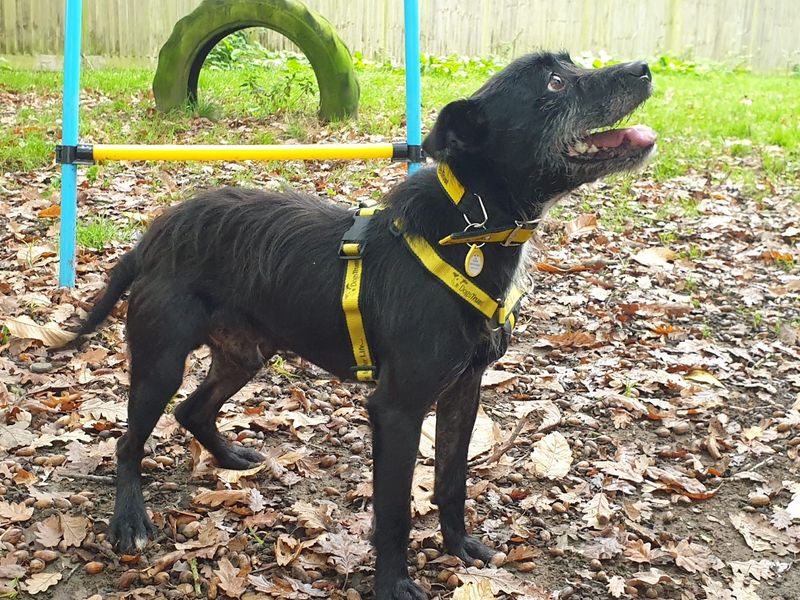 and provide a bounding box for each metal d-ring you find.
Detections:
[462,193,488,229]
[461,194,488,247]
